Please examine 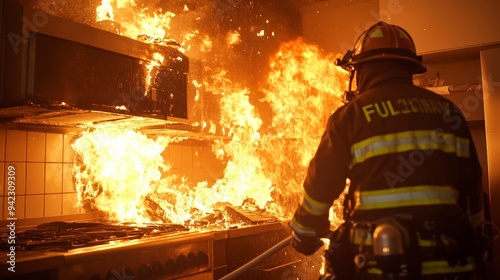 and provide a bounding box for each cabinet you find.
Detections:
[480,47,500,268]
[415,52,485,122]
